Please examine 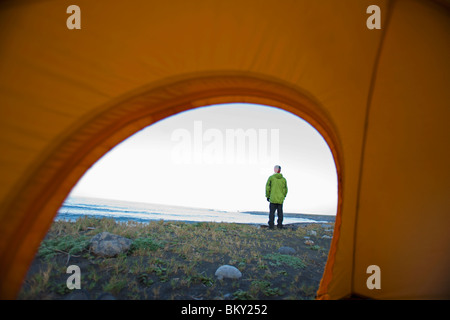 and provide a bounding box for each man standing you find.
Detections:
[265,165,288,229]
